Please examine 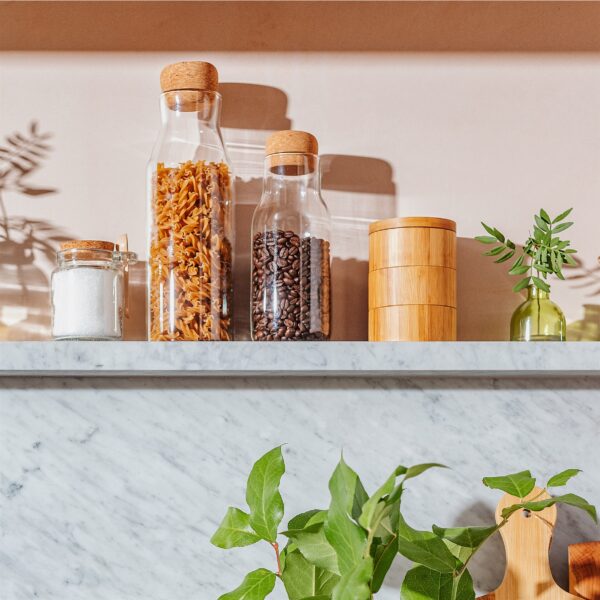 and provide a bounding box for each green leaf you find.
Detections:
[509,265,530,276]
[535,214,549,232]
[506,238,516,250]
[246,446,286,542]
[482,470,536,498]
[533,263,553,274]
[281,548,339,600]
[358,466,402,530]
[211,507,261,549]
[484,246,505,257]
[523,494,597,523]
[331,556,373,600]
[432,524,498,548]
[218,569,276,600]
[552,208,573,223]
[513,277,531,293]
[563,253,577,266]
[547,469,581,488]
[540,209,551,224]
[475,236,497,245]
[284,512,340,575]
[371,535,398,593]
[552,221,573,234]
[481,223,505,243]
[531,276,551,293]
[495,250,515,264]
[286,510,323,533]
[324,457,368,575]
[401,565,475,600]
[397,514,459,573]
[404,463,447,482]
